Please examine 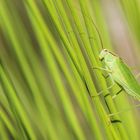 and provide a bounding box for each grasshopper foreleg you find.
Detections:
[92,66,112,79]
[92,67,112,73]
